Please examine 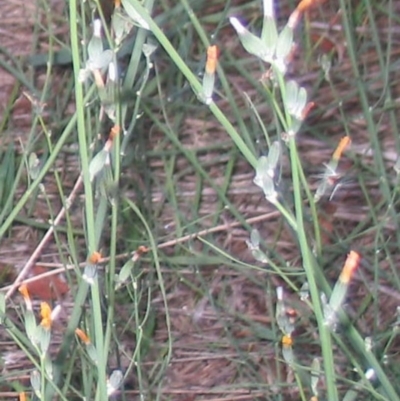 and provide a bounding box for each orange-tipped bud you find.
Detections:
[205,45,218,75]
[19,284,32,311]
[19,284,30,300]
[110,125,120,141]
[332,136,351,161]
[339,250,361,284]
[297,0,314,12]
[289,0,325,29]
[297,0,322,13]
[75,328,91,345]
